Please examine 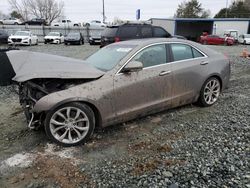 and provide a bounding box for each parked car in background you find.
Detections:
[89,33,101,45]
[64,32,84,45]
[8,31,38,46]
[238,34,250,45]
[86,20,106,27]
[44,32,64,44]
[199,34,234,46]
[0,30,9,44]
[53,19,80,27]
[22,18,47,26]
[0,38,230,146]
[100,23,171,47]
[0,18,22,25]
